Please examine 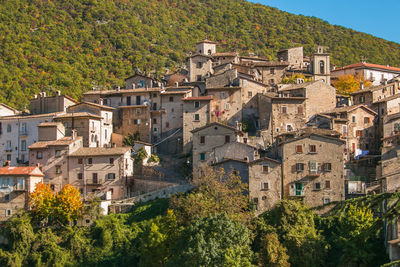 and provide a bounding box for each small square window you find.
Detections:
[55,150,61,158]
[261,182,269,190]
[309,145,316,153]
[262,196,267,200]
[225,135,230,143]
[136,109,141,115]
[324,163,332,172]
[153,118,157,124]
[315,182,321,190]
[324,198,330,204]
[78,173,83,180]
[296,145,303,153]
[281,106,287,114]
[78,158,83,164]
[37,151,42,159]
[88,158,93,165]
[364,117,370,124]
[107,173,116,180]
[4,194,9,201]
[325,180,331,189]
[194,101,200,108]
[55,165,62,174]
[169,96,174,102]
[200,153,205,161]
[166,122,170,128]
[248,91,253,98]
[352,116,356,123]
[194,114,200,121]
[109,158,114,164]
[296,163,304,172]
[5,209,12,217]
[200,136,205,144]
